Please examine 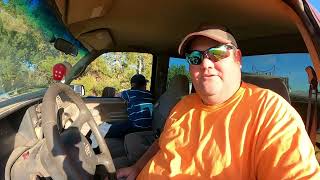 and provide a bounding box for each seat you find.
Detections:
[123,74,190,164]
[152,74,190,133]
[242,73,291,103]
